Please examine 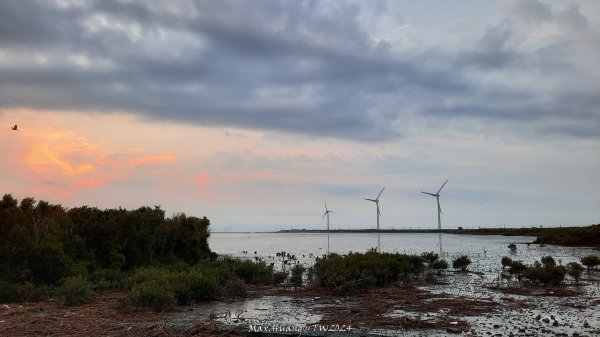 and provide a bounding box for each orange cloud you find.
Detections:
[20,127,175,199]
